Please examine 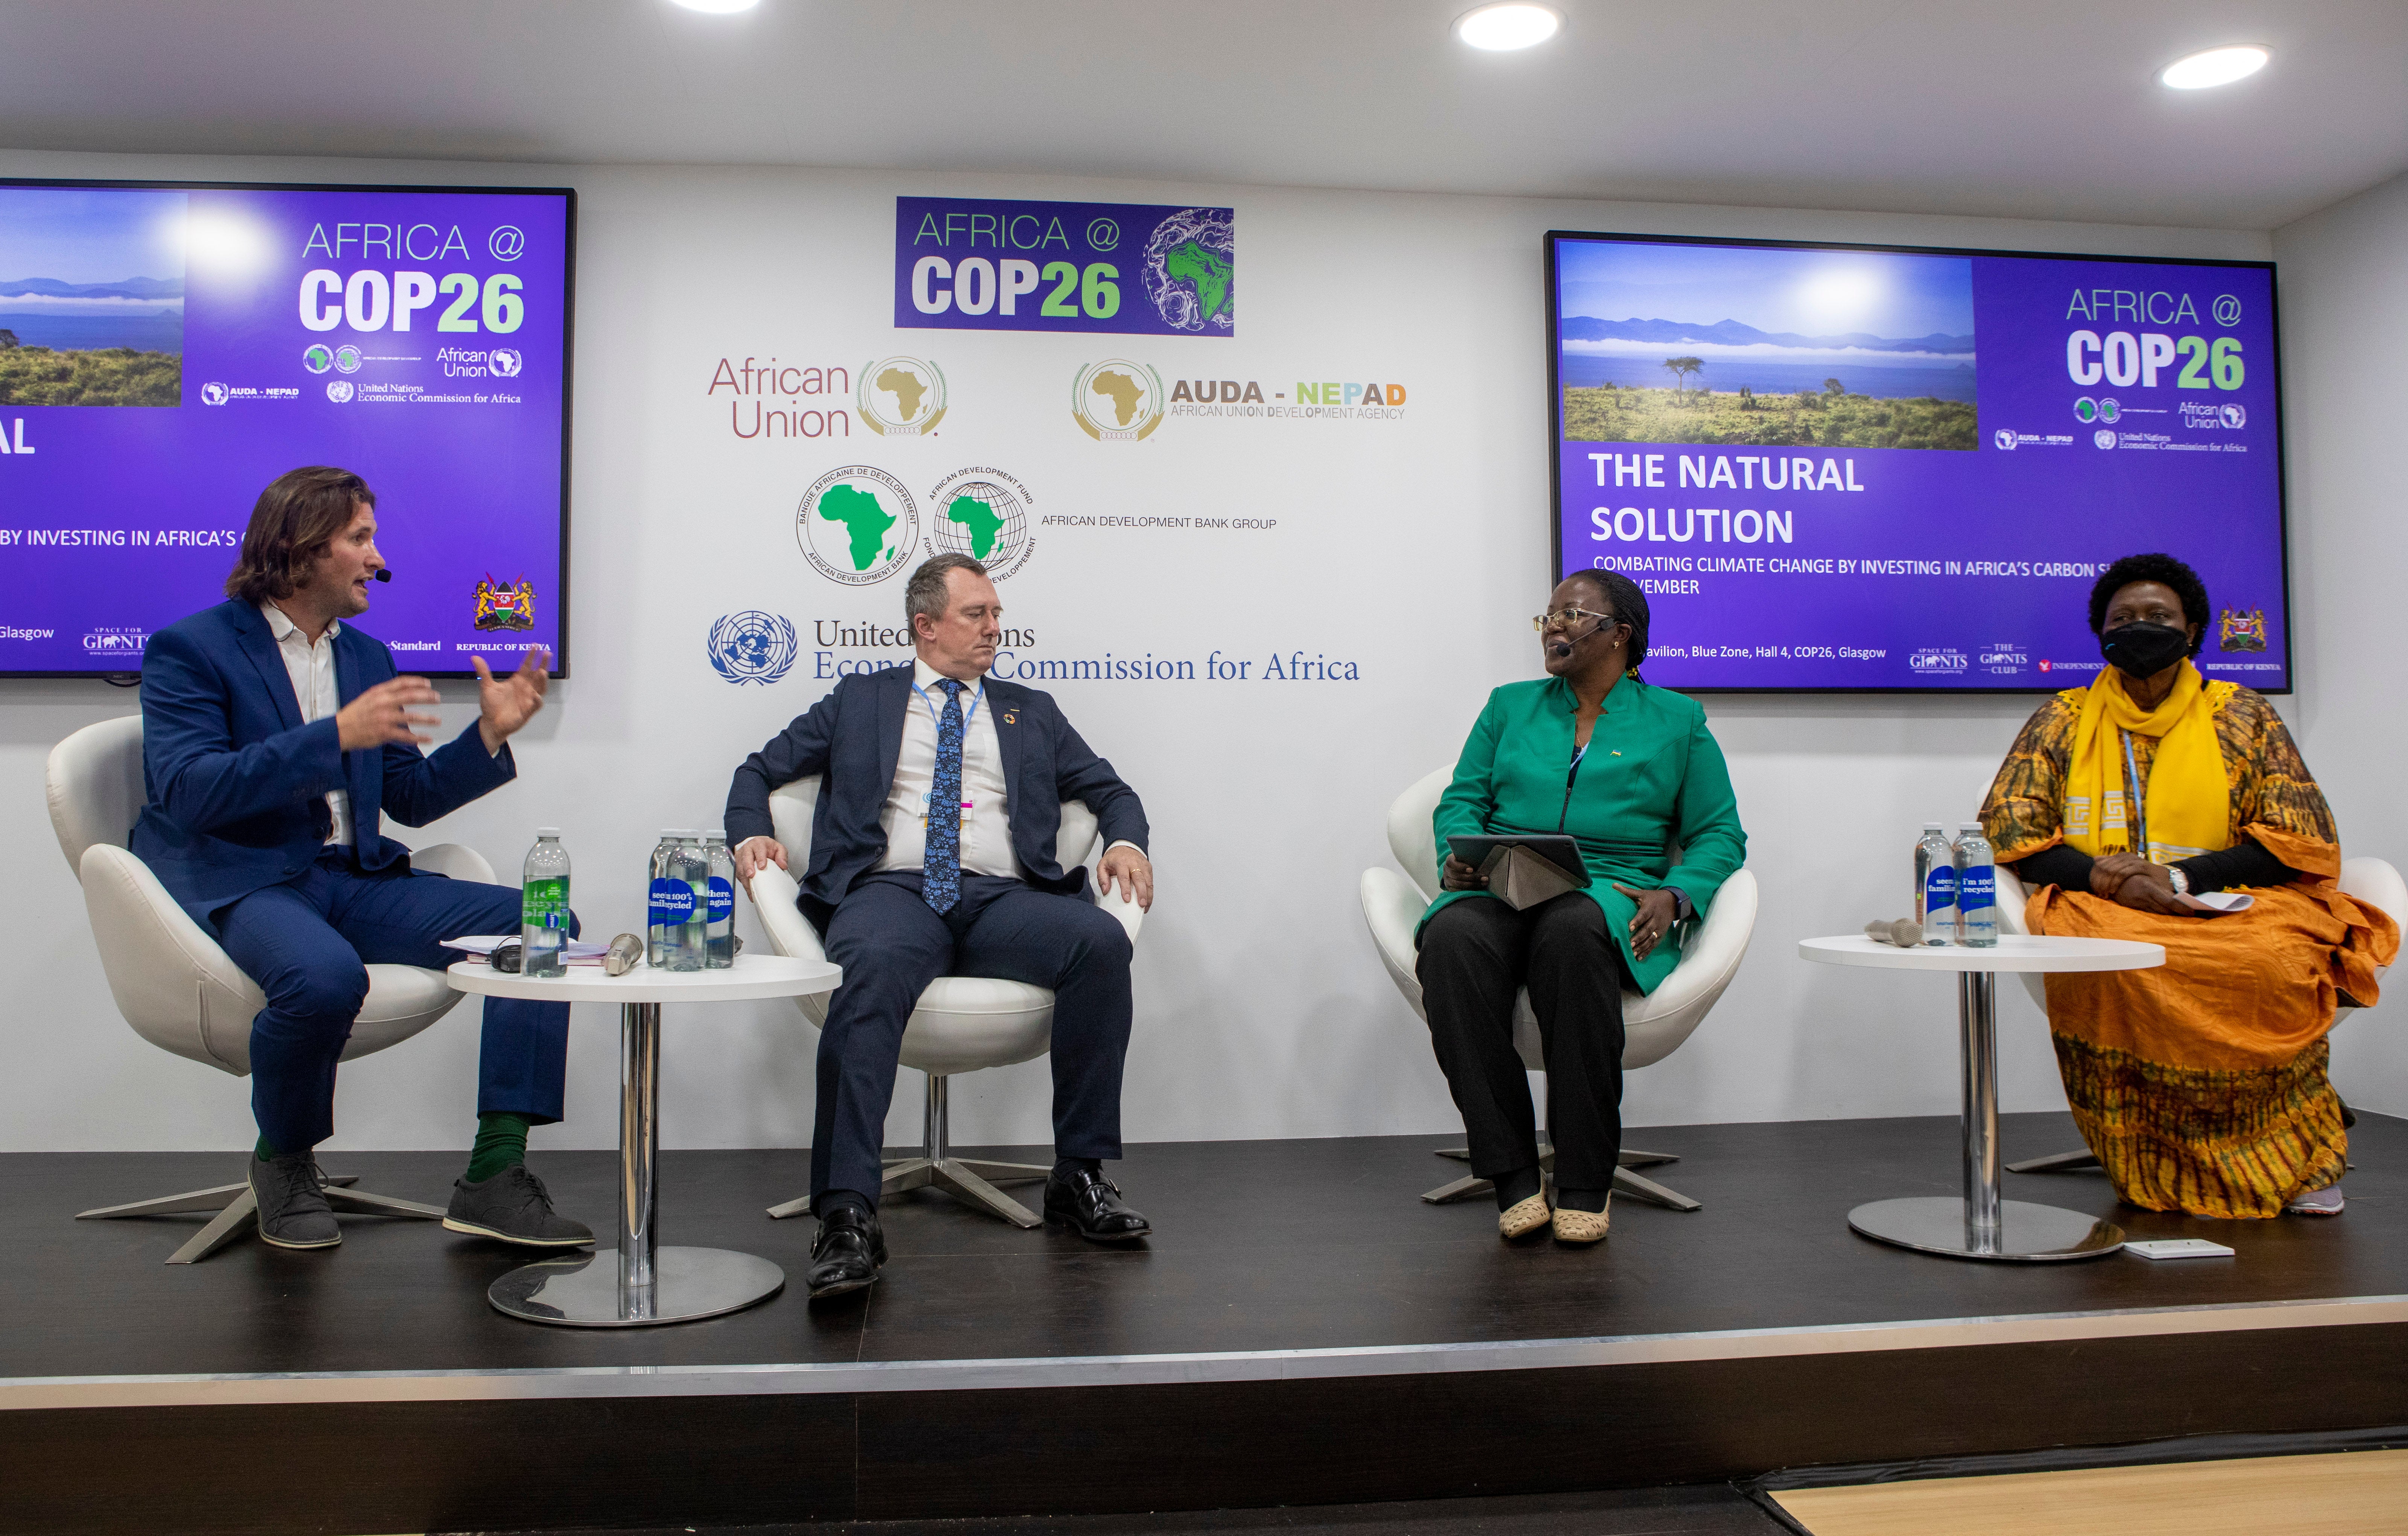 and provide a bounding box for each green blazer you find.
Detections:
[1418,676,1747,995]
